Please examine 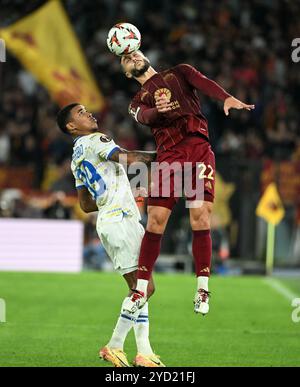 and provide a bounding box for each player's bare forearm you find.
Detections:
[77,187,98,213]
[109,148,156,165]
[126,150,156,165]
